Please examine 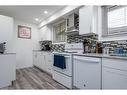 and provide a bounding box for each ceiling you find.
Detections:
[0,6,66,25]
